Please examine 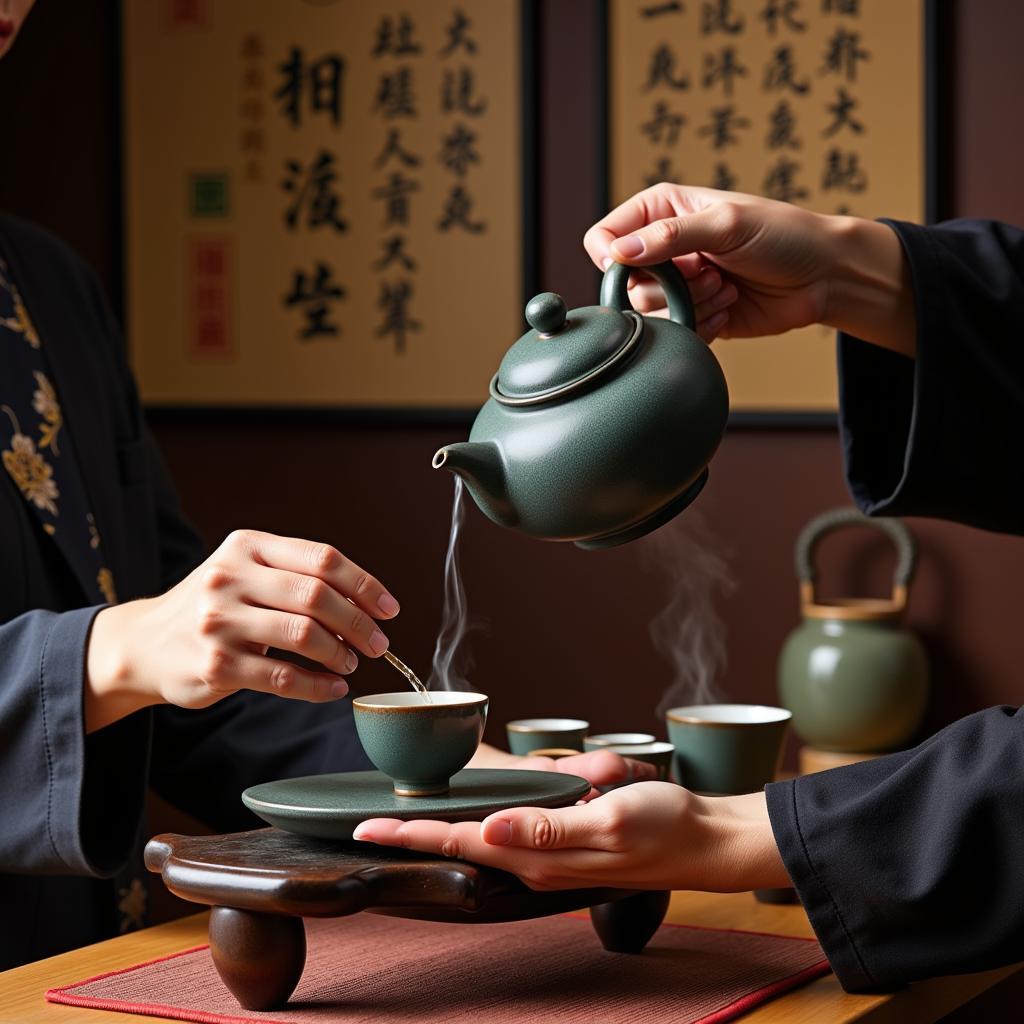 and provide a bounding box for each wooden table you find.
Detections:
[3,890,1020,1023]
